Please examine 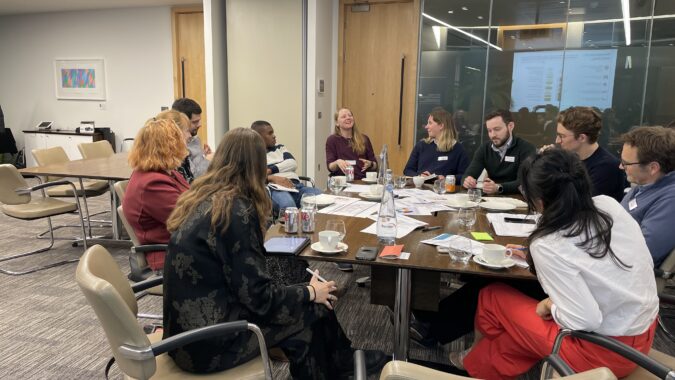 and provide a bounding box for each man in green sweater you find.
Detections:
[462,109,536,195]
